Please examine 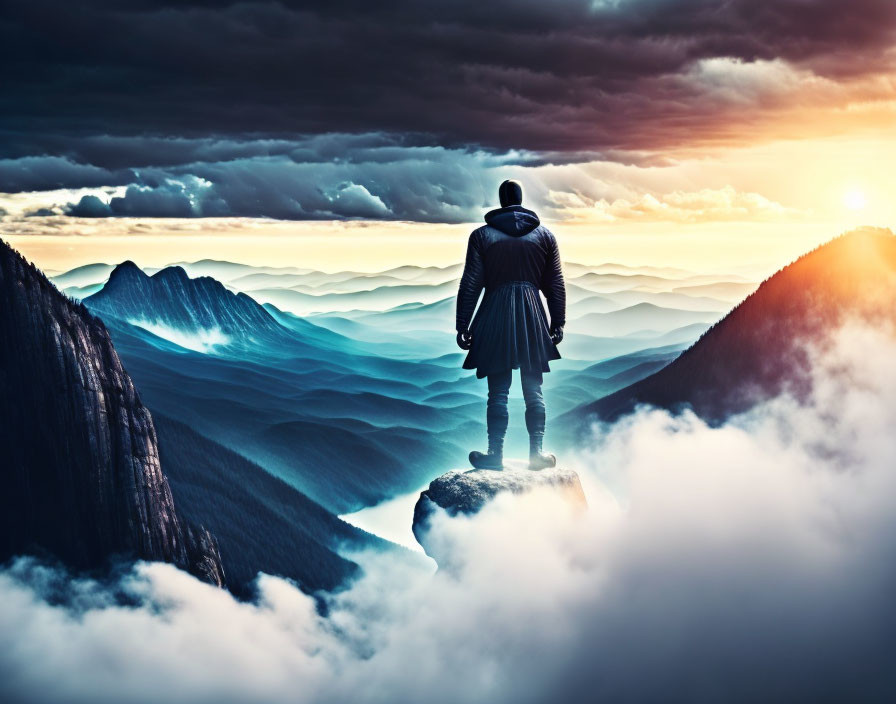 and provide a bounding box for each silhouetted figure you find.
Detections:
[456,180,566,470]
